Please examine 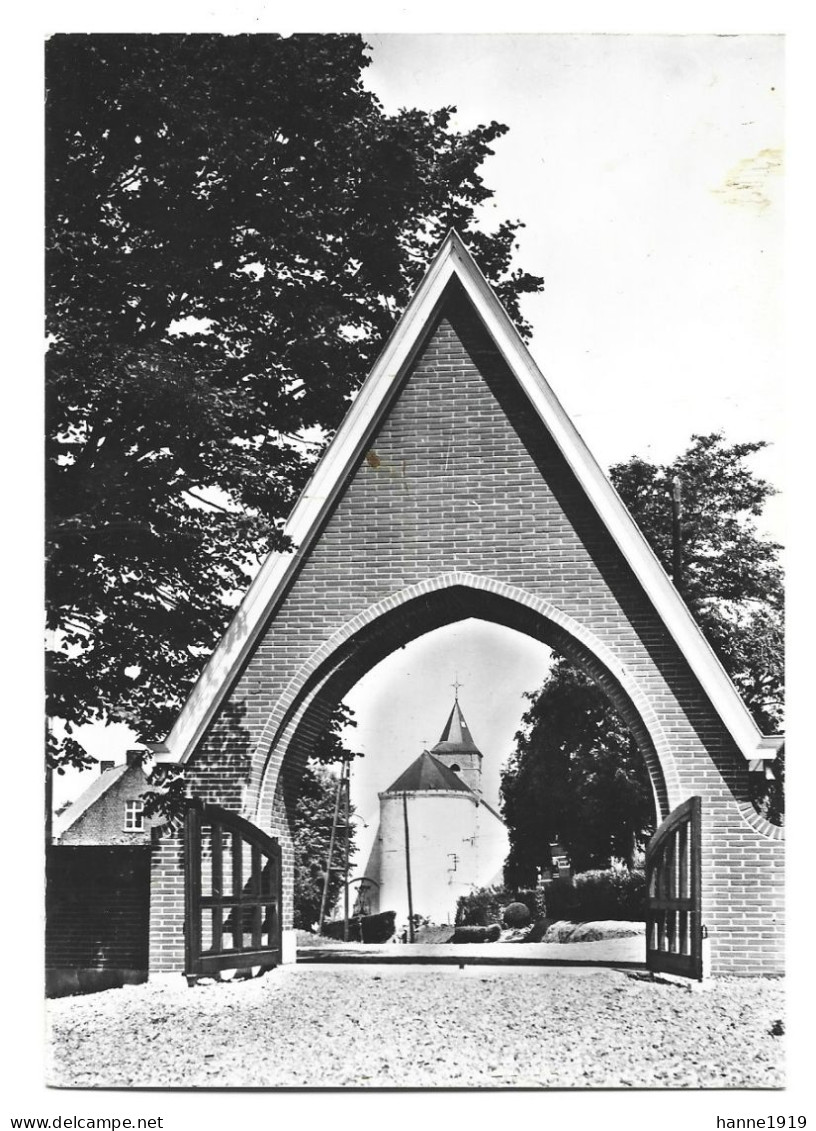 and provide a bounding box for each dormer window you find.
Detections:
[124,799,144,832]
